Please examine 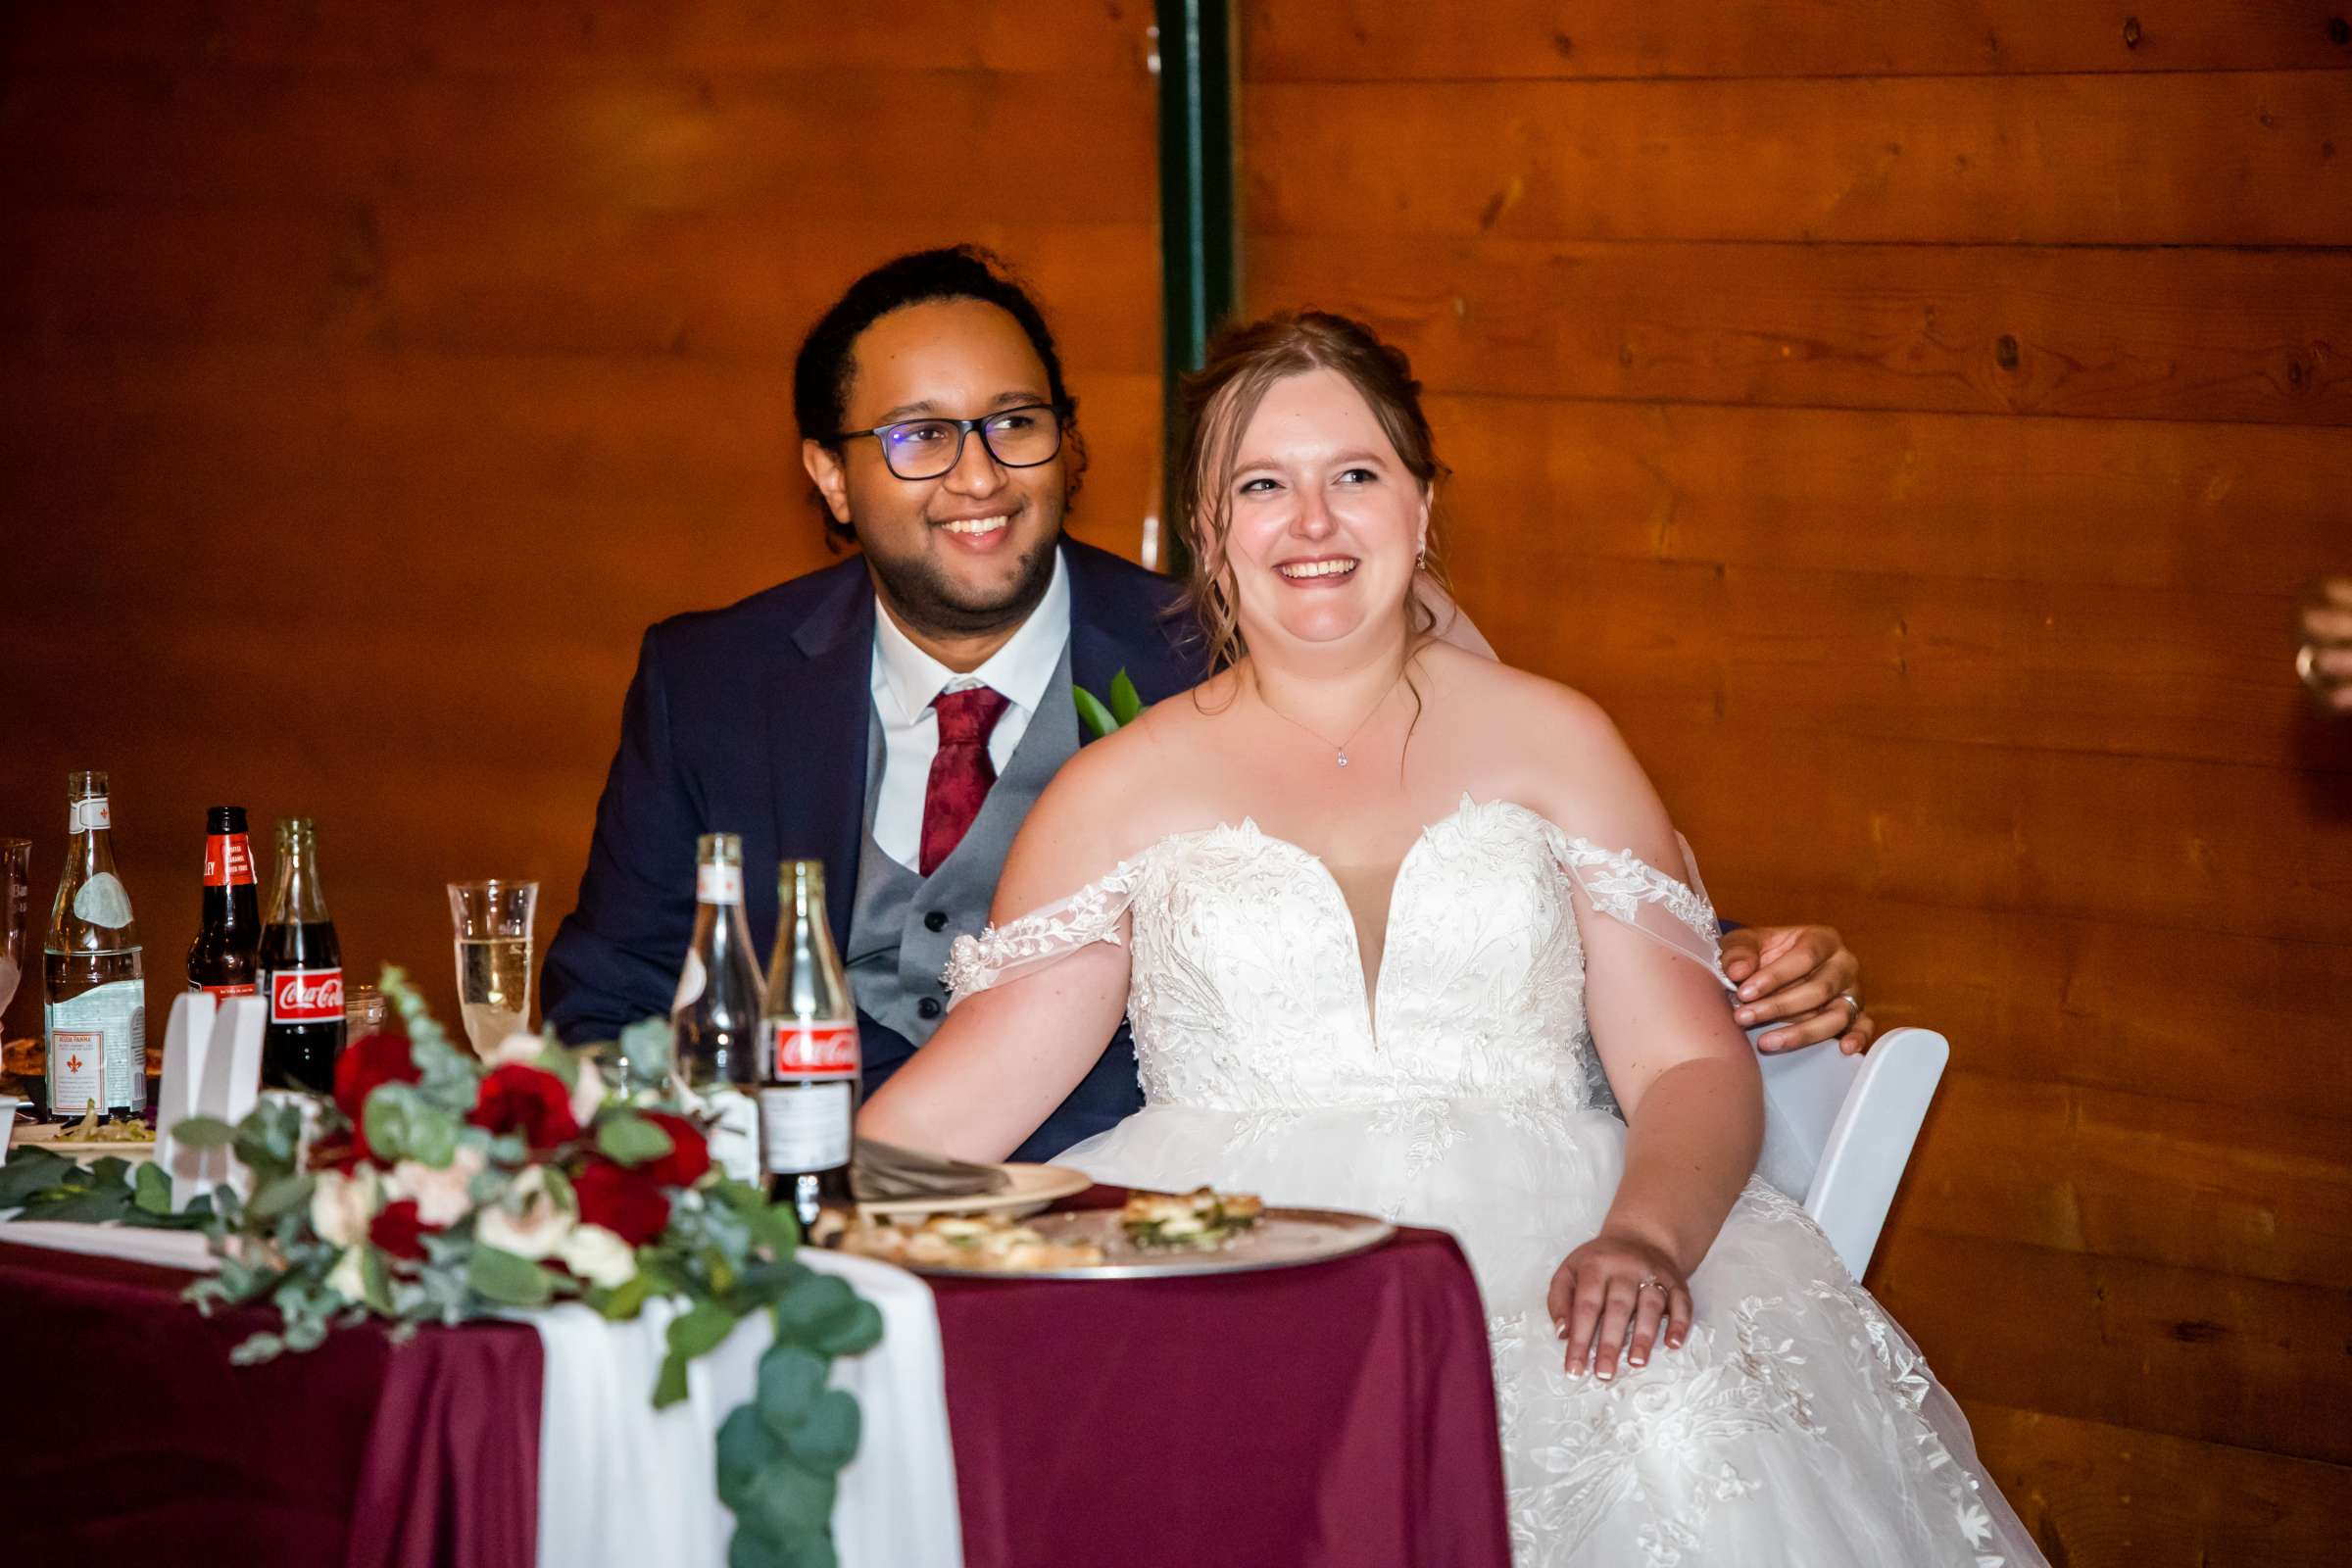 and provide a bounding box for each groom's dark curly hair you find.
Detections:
[792,246,1087,550]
